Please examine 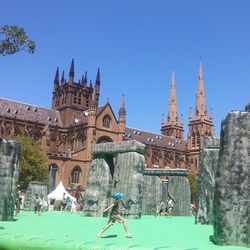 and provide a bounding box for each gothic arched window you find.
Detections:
[102,115,111,128]
[71,166,82,183]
